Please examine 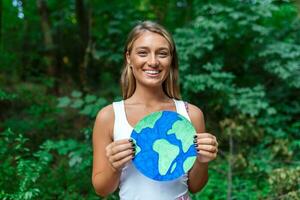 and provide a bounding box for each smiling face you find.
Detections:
[126,31,172,89]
